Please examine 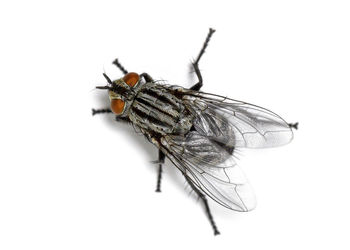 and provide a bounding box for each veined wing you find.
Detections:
[160,131,256,211]
[182,91,293,149]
